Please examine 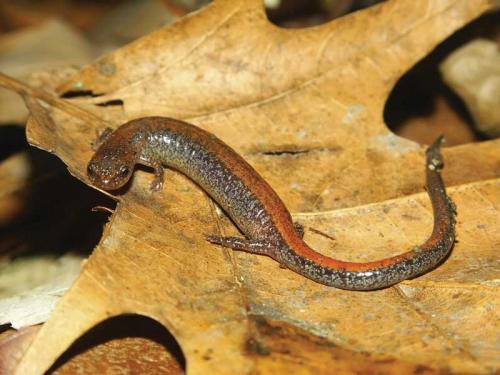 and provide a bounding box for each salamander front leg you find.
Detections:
[147,161,164,192]
[205,235,274,256]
